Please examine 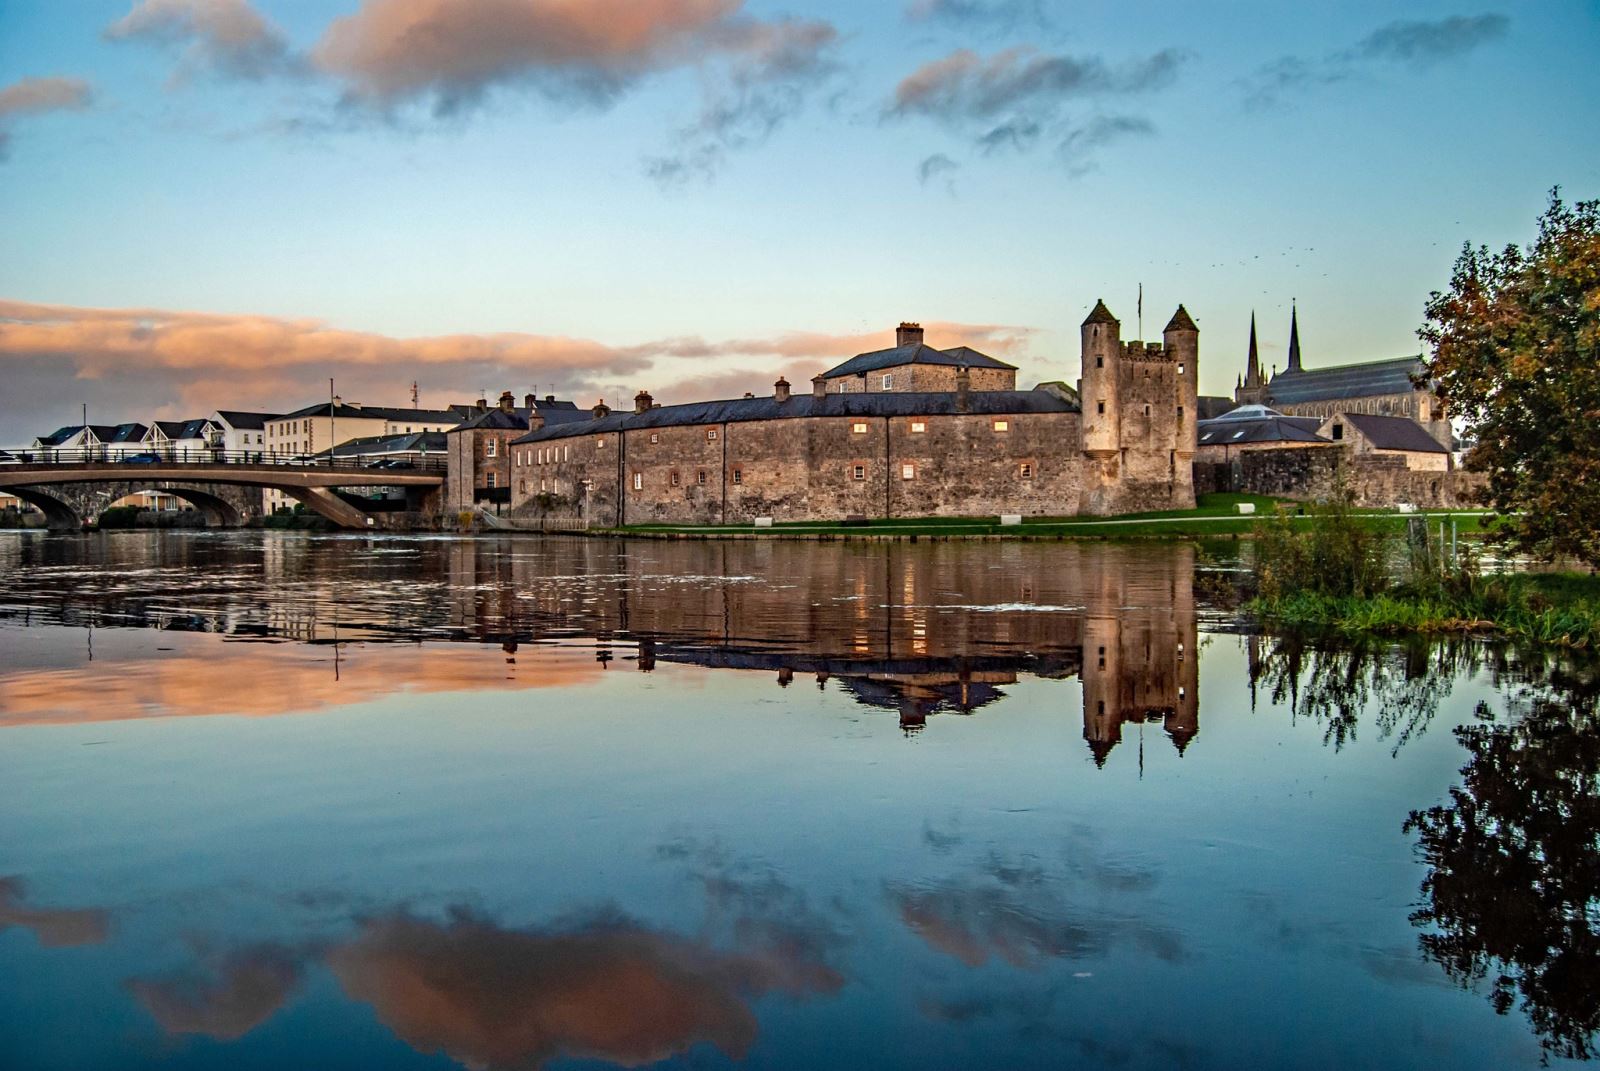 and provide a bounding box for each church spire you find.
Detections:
[1244,312,1263,387]
[1287,304,1303,373]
